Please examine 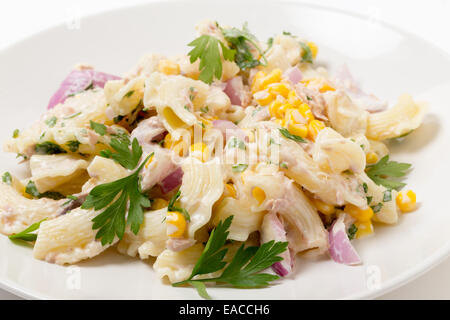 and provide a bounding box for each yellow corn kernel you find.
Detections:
[344,204,374,222]
[297,103,314,122]
[276,103,292,119]
[366,152,379,164]
[255,90,275,106]
[152,198,169,210]
[158,59,180,75]
[260,69,282,91]
[396,190,417,212]
[307,120,325,141]
[288,123,308,138]
[319,83,336,93]
[355,220,374,238]
[252,187,266,205]
[274,118,286,127]
[163,133,178,149]
[166,211,186,238]
[190,142,209,162]
[224,183,237,199]
[312,199,335,215]
[269,100,283,118]
[267,83,290,98]
[307,41,318,59]
[251,70,267,93]
[145,153,154,169]
[287,90,298,103]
